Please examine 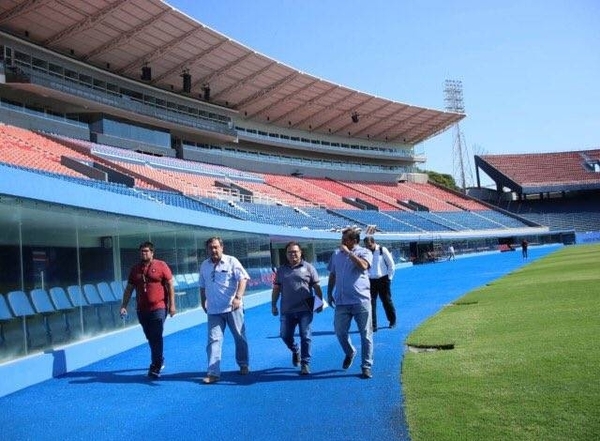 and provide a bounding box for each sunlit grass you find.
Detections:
[403,244,600,441]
